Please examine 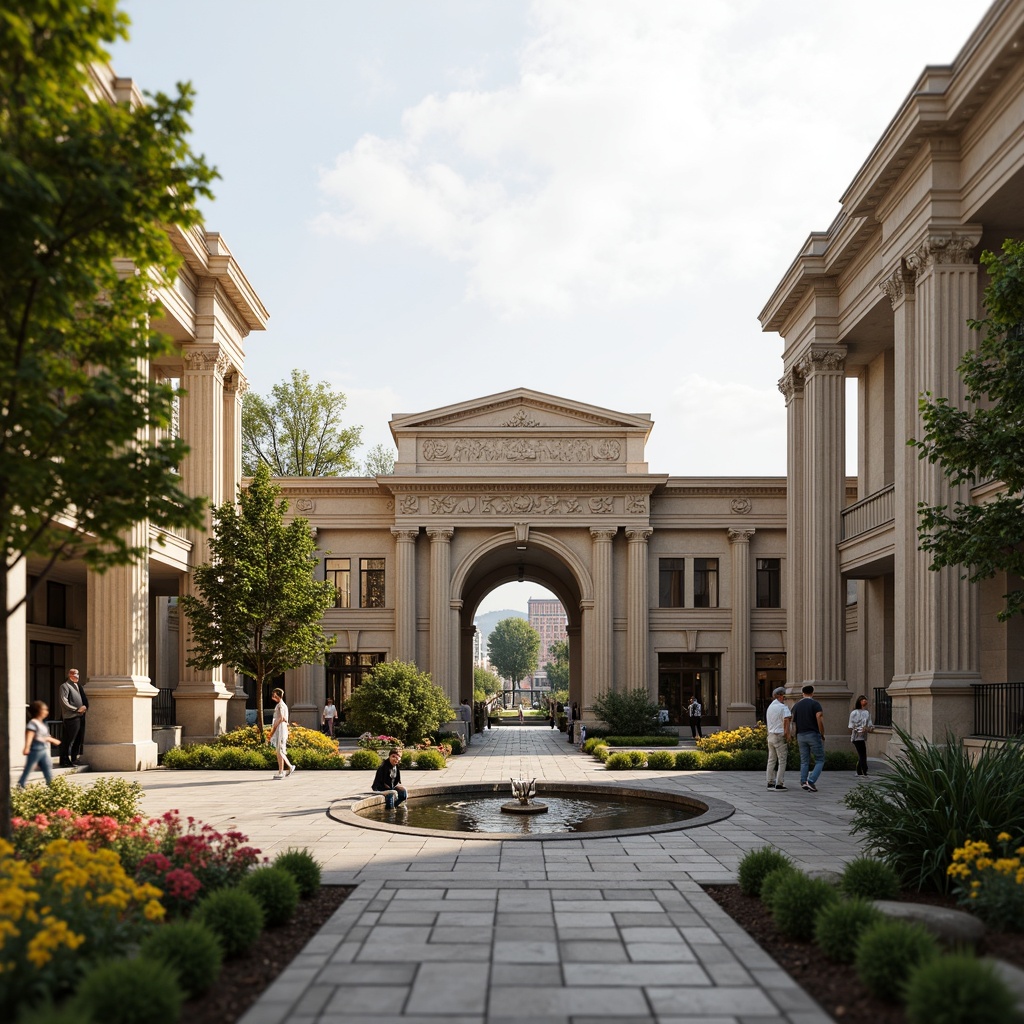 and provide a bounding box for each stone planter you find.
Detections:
[152,725,182,758]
